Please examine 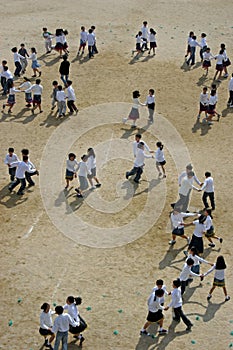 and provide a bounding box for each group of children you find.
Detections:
[39,296,87,350]
[141,255,229,336]
[133,21,157,59]
[65,148,101,198]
